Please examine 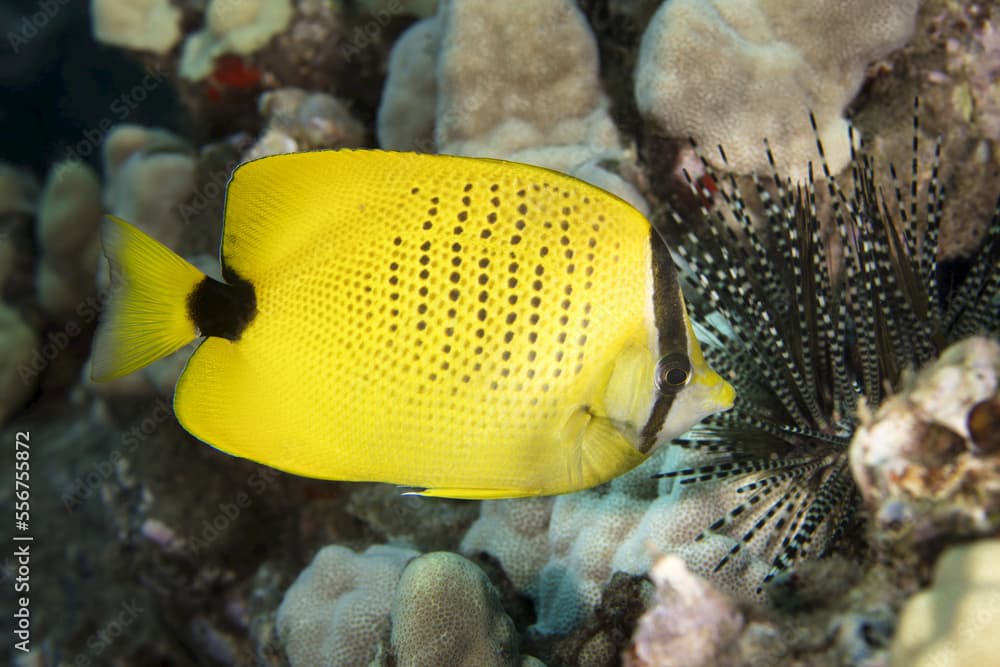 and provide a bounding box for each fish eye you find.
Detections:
[655,353,691,393]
